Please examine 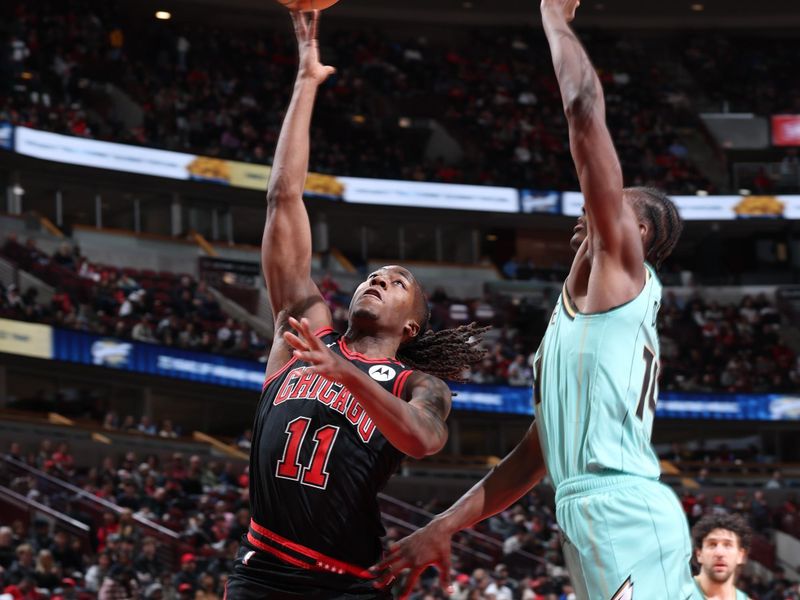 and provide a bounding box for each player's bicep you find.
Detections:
[568,104,625,253]
[261,194,318,316]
